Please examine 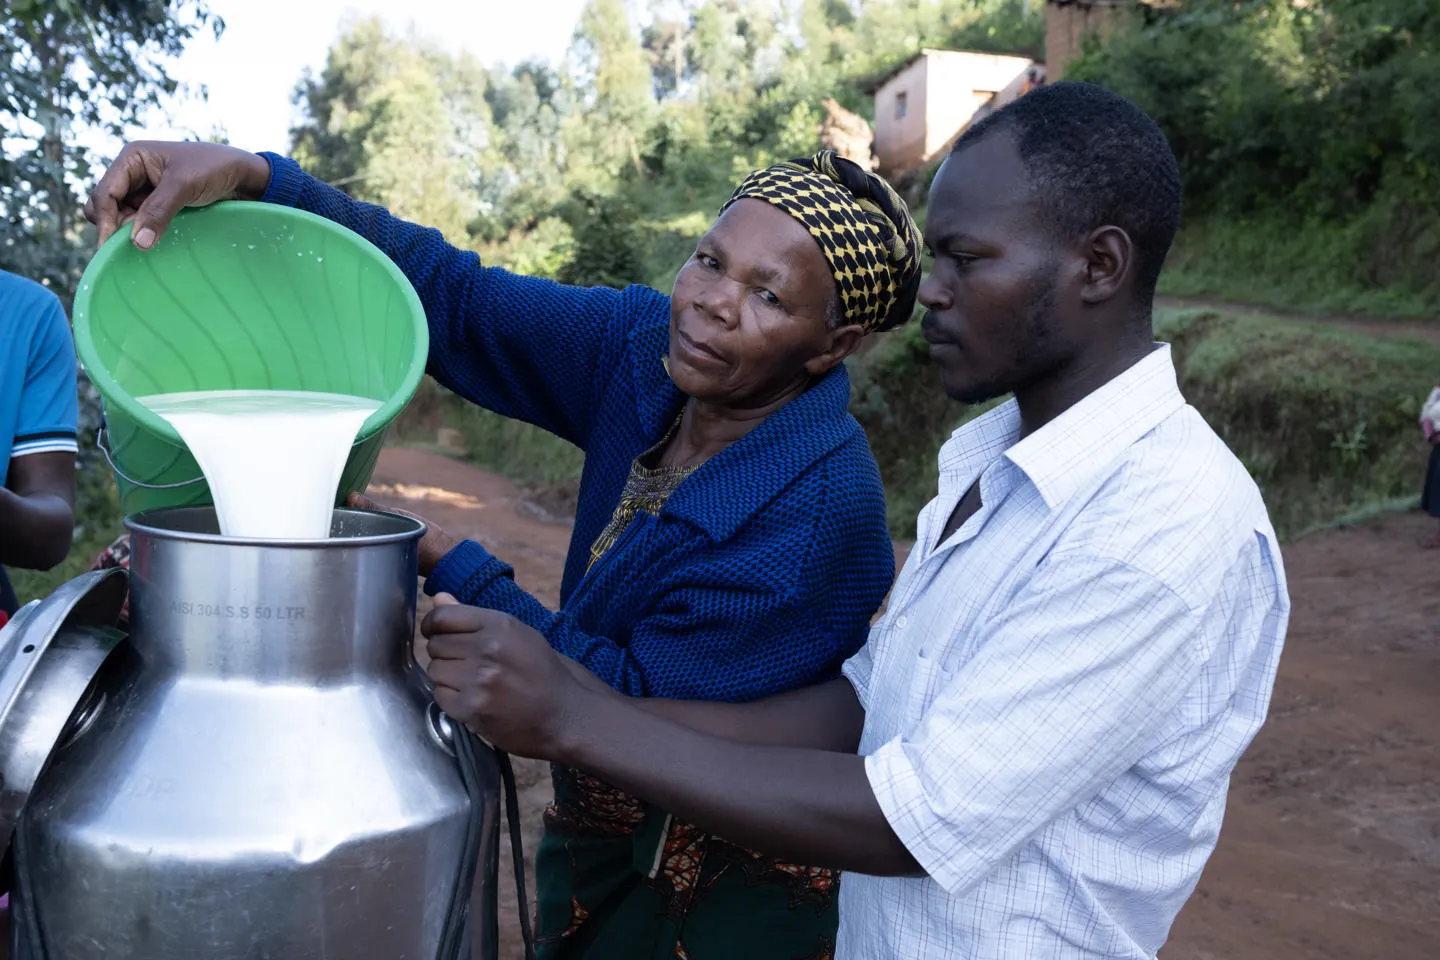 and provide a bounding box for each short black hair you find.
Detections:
[952,81,1182,302]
